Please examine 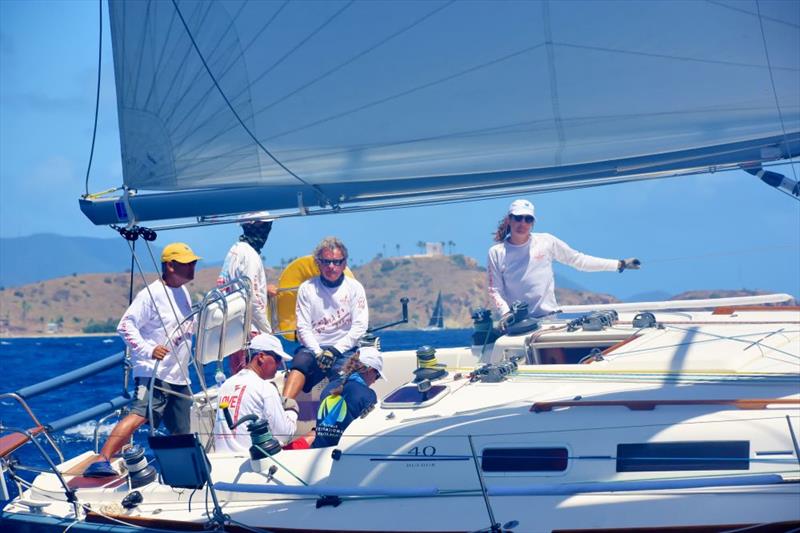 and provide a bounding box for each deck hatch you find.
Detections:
[616,441,750,472]
[481,447,568,472]
[382,385,448,408]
